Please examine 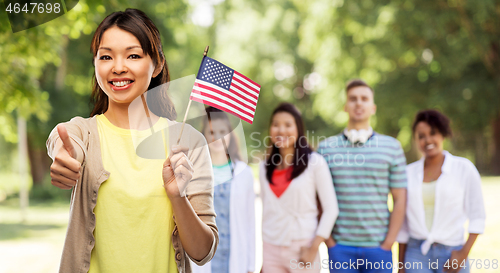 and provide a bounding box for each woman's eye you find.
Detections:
[129,54,141,59]
[99,55,111,60]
